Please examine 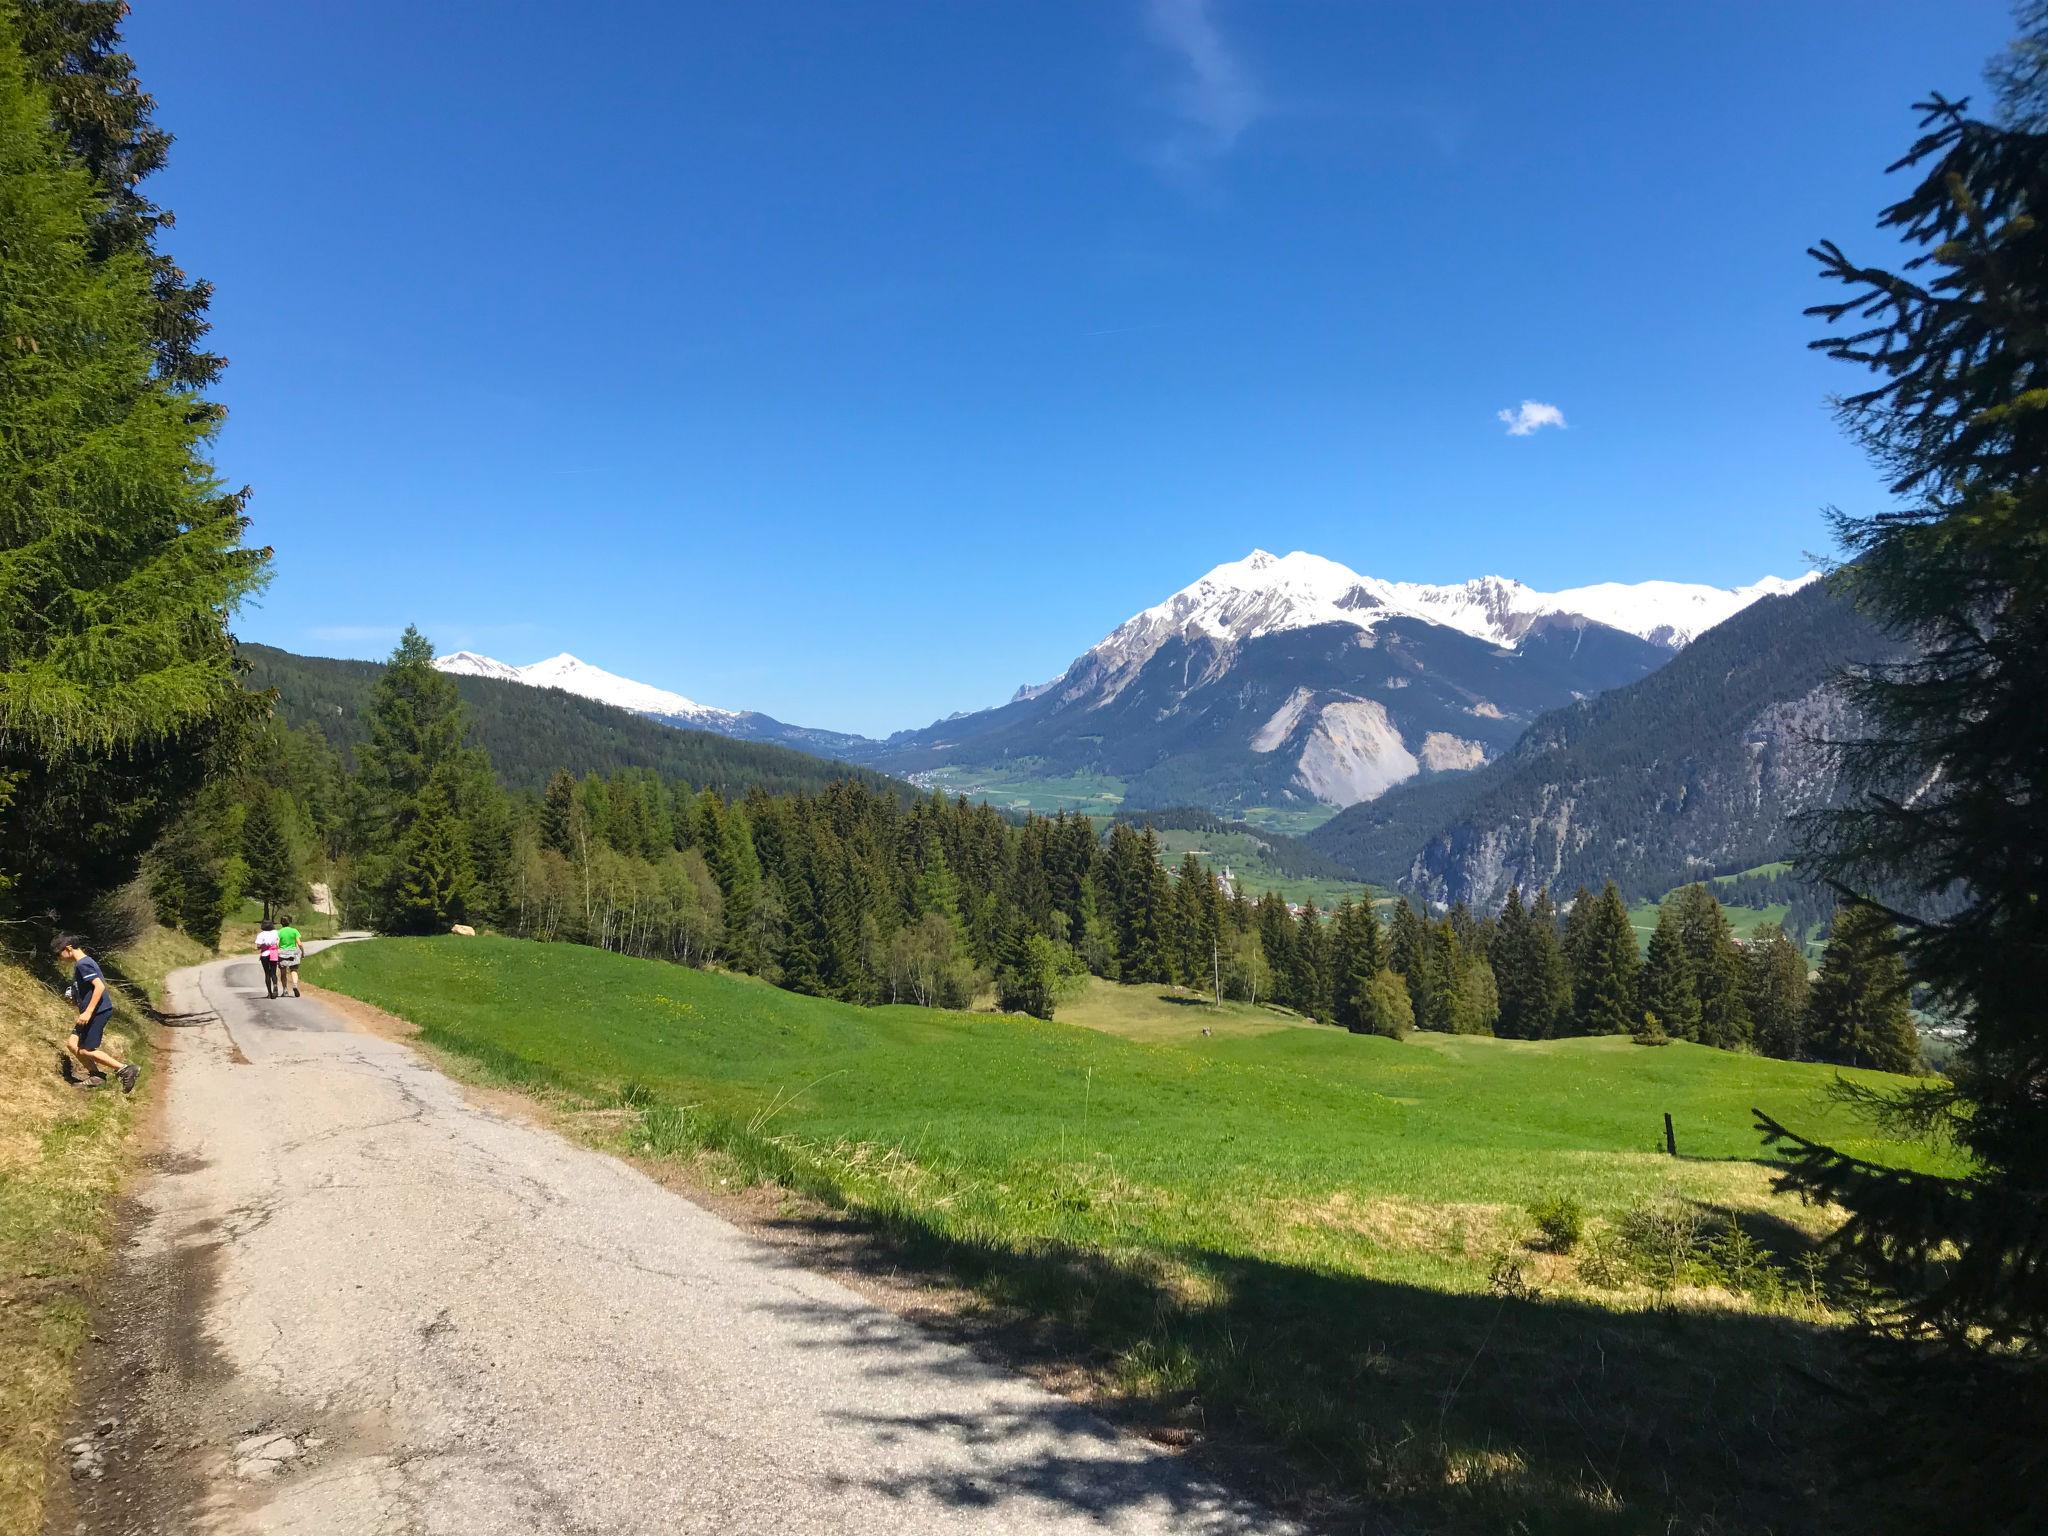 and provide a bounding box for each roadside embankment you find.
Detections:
[0,922,207,1535]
